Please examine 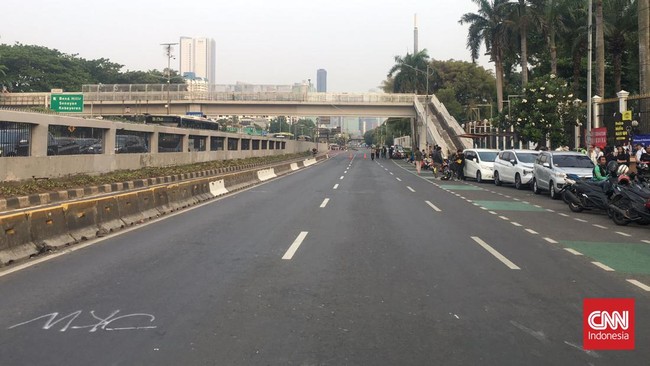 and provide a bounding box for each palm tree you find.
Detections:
[505,0,532,86]
[460,0,511,112]
[605,0,638,94]
[387,50,431,94]
[557,3,588,95]
[530,0,571,76]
